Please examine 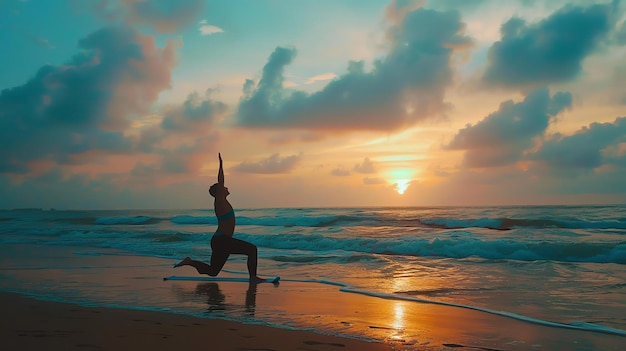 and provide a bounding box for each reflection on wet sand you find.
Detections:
[166,276,625,351]
[174,281,260,317]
